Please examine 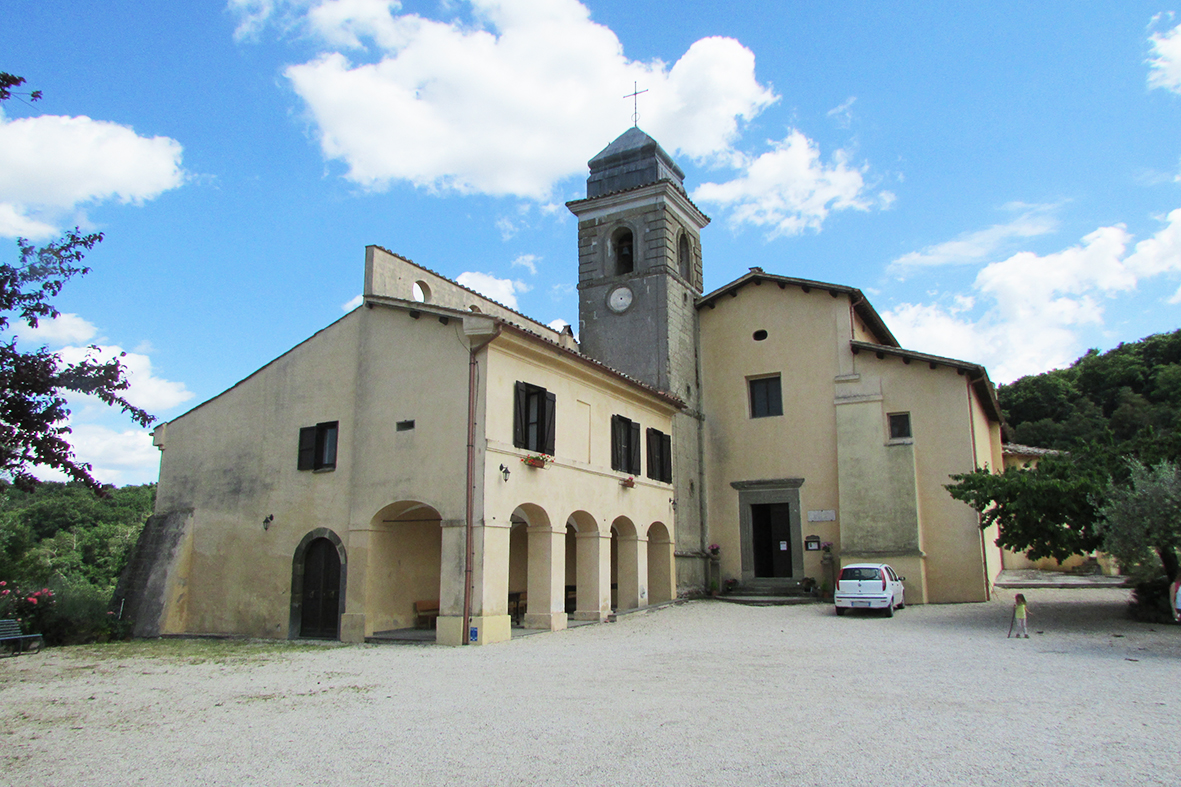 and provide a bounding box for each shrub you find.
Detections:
[0,580,55,634]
